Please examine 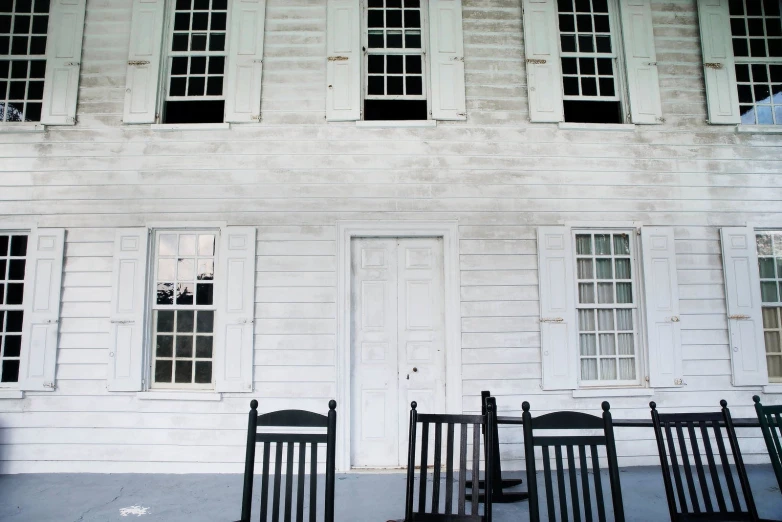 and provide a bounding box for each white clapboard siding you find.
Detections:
[619,0,662,124]
[224,0,266,122]
[641,227,683,388]
[123,0,166,124]
[40,0,86,125]
[326,0,360,121]
[522,0,563,122]
[19,229,65,391]
[214,227,256,392]
[697,0,740,124]
[107,229,149,392]
[720,227,767,386]
[536,227,577,390]
[429,0,466,120]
